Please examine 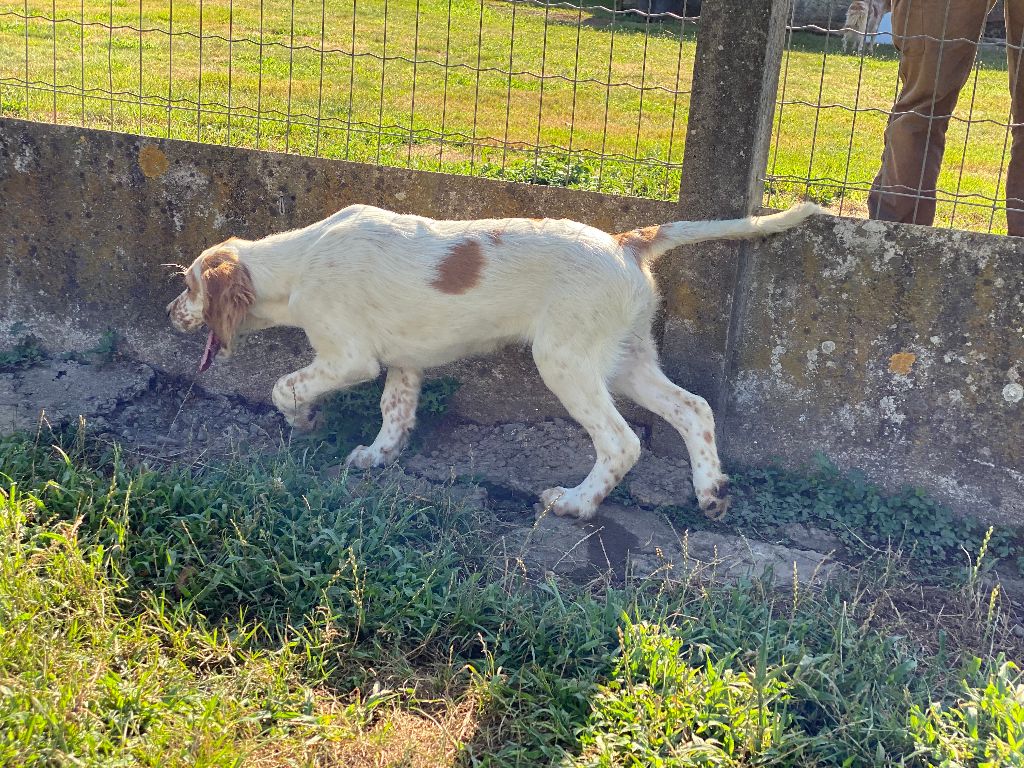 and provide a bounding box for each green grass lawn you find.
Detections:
[0,0,1016,232]
[767,35,1015,235]
[1,424,1023,766]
